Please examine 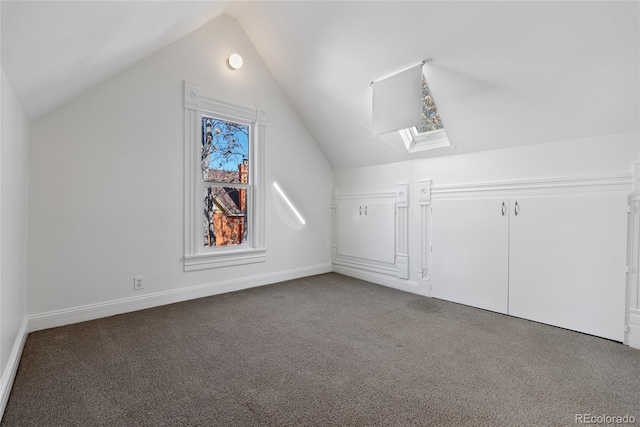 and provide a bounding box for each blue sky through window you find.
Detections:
[201,117,249,181]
